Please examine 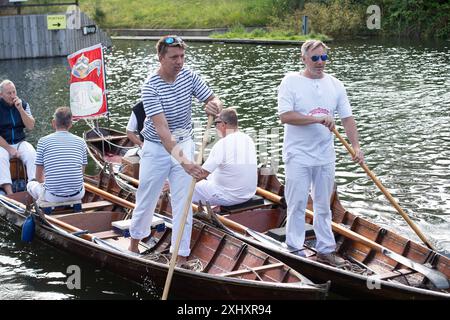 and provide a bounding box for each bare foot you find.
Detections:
[176,256,187,266]
[128,238,140,253]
